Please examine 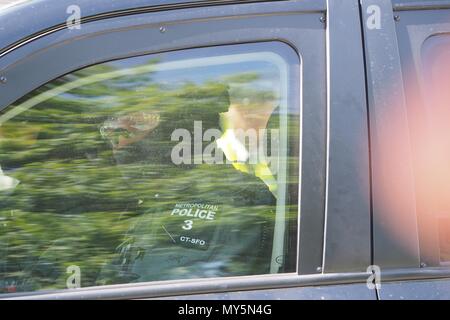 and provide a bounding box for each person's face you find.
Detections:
[100,112,161,152]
